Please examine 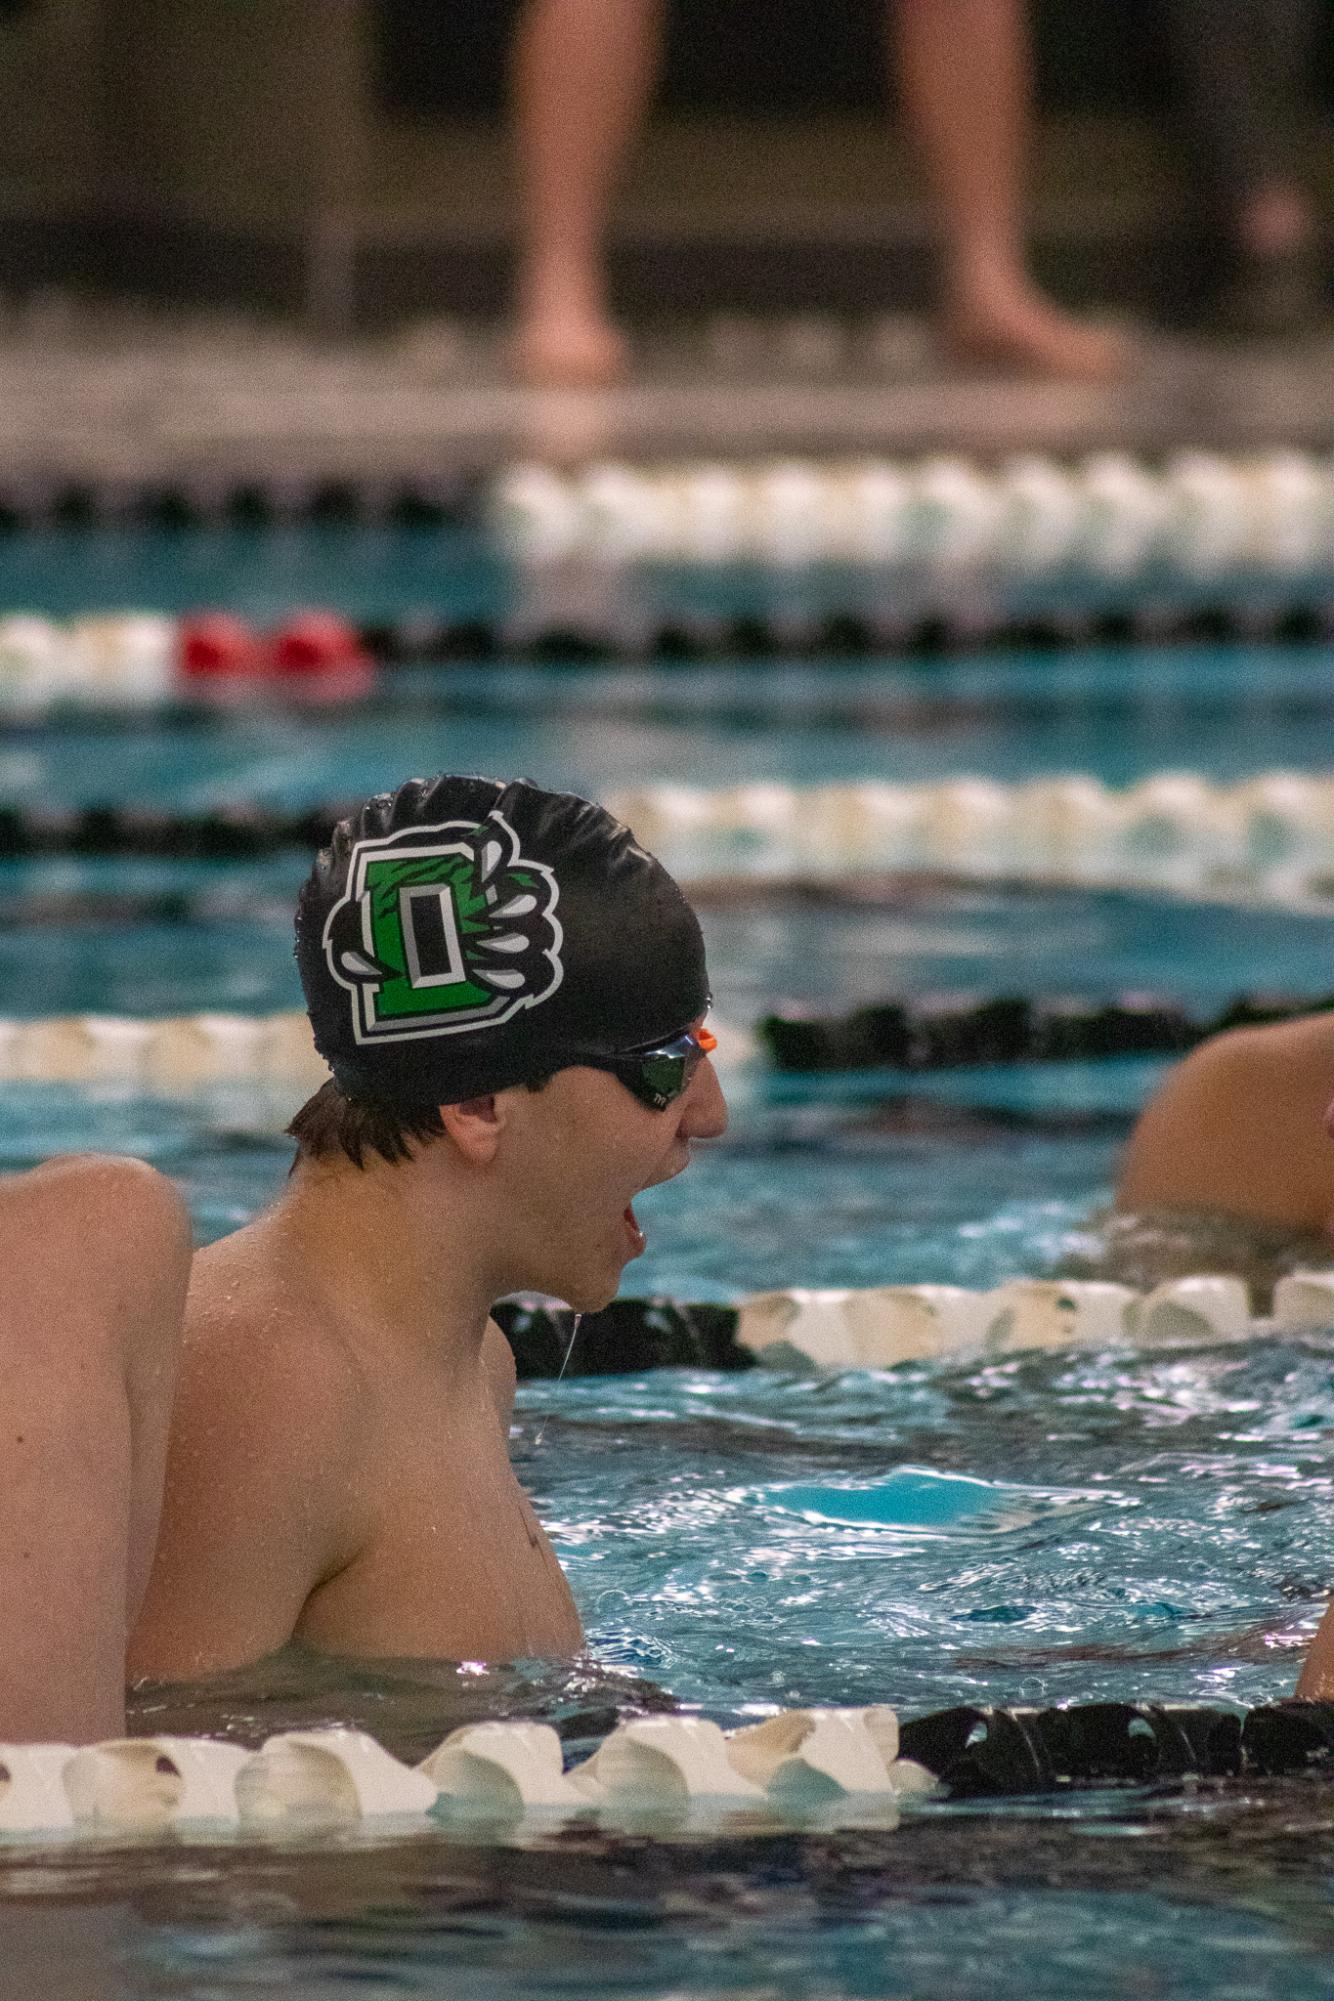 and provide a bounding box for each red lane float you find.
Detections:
[269,610,375,701]
[179,613,266,680]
